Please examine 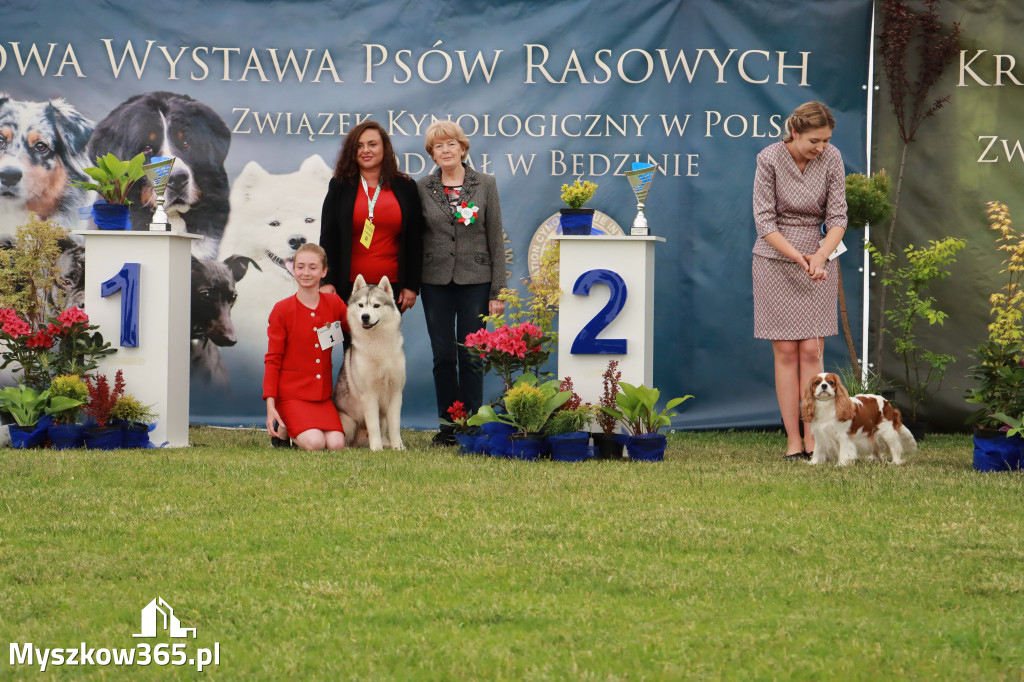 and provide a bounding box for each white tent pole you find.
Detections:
[860,1,876,384]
